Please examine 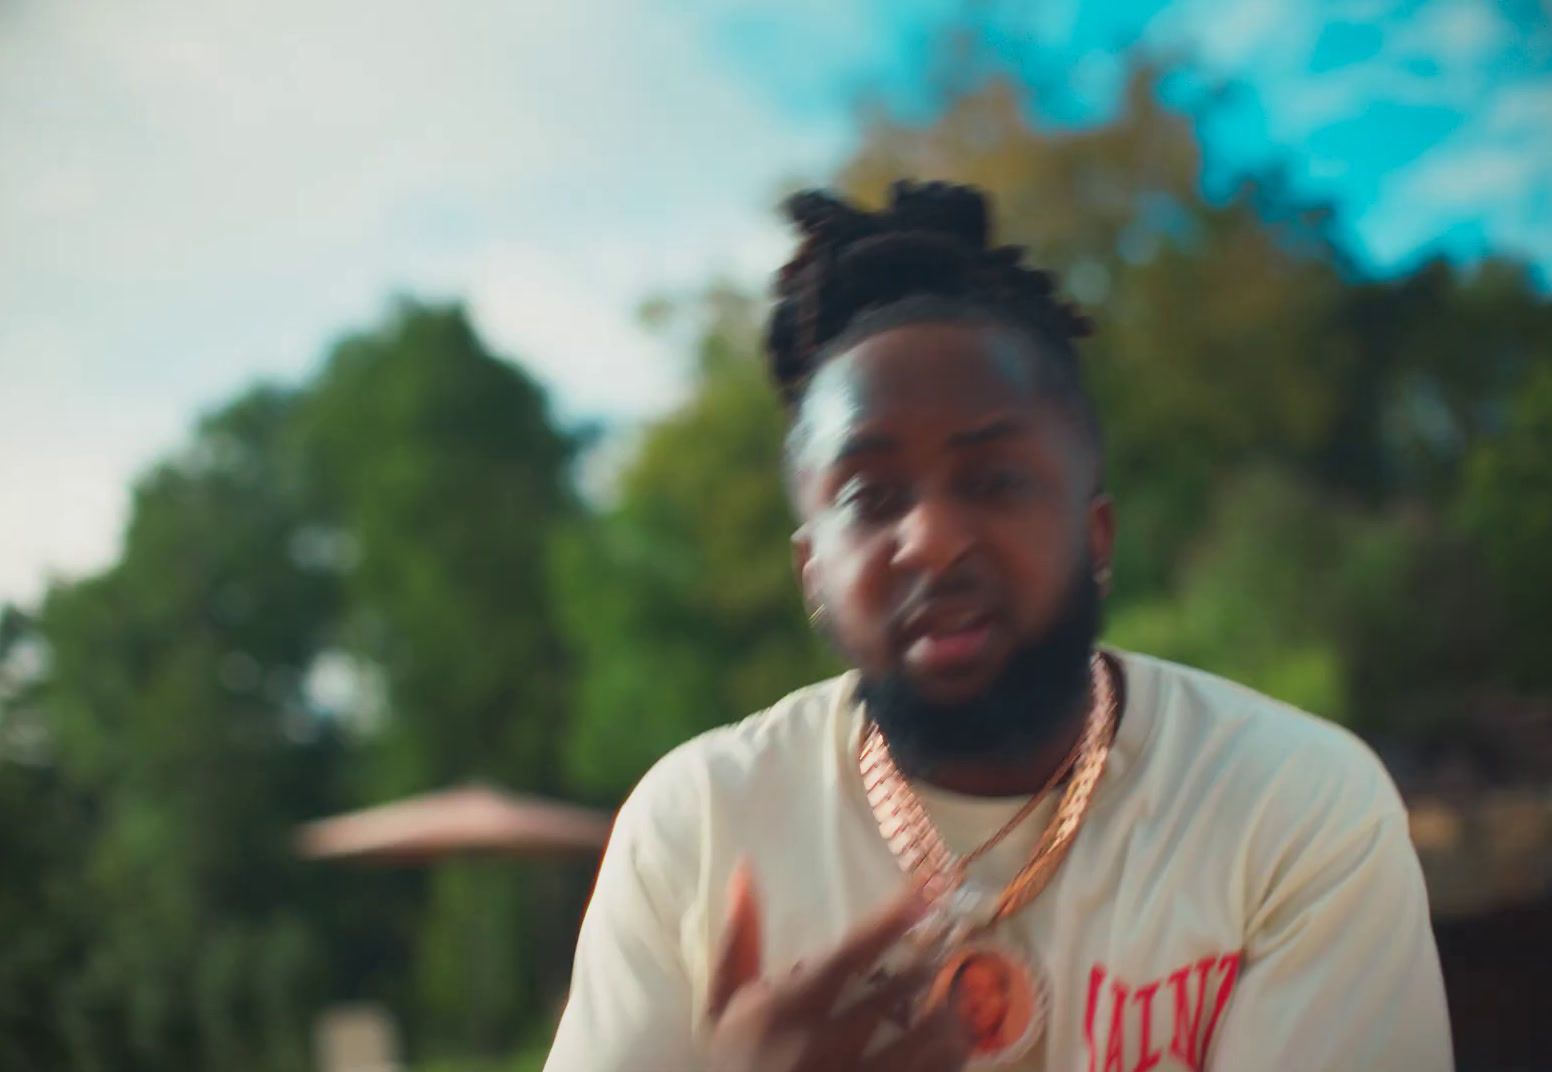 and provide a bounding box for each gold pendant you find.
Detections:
[862,889,1047,1067]
[891,888,1049,1067]
[925,938,1048,1069]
